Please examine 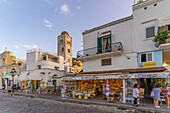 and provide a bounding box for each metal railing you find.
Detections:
[77,42,123,58]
